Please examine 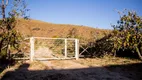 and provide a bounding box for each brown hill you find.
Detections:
[15,19,110,41]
